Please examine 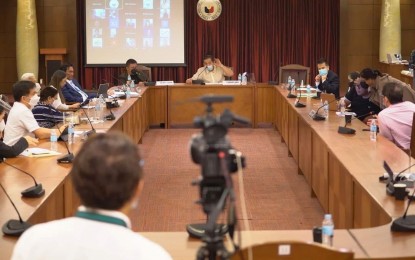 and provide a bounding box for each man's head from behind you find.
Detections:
[60,64,74,80]
[13,80,36,105]
[317,58,330,76]
[70,132,144,211]
[382,82,403,107]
